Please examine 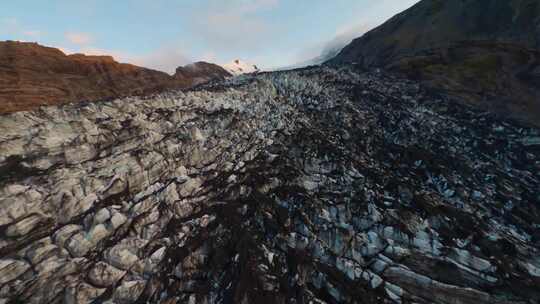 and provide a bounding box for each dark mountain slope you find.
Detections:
[329,0,540,126]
